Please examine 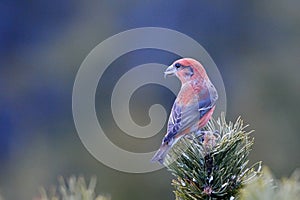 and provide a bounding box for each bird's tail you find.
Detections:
[151,144,172,164]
